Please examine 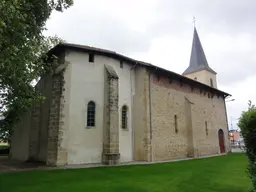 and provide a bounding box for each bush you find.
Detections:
[238,100,256,192]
